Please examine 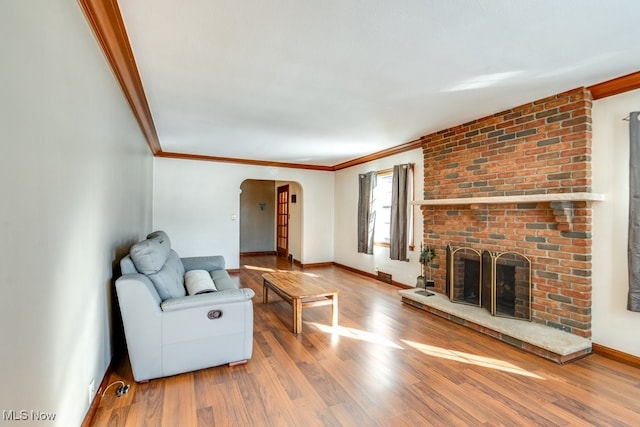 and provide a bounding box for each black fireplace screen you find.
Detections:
[448,245,531,321]
[450,247,482,306]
